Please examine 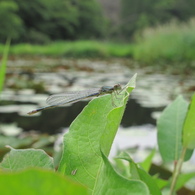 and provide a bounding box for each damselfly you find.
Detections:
[27,84,122,115]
